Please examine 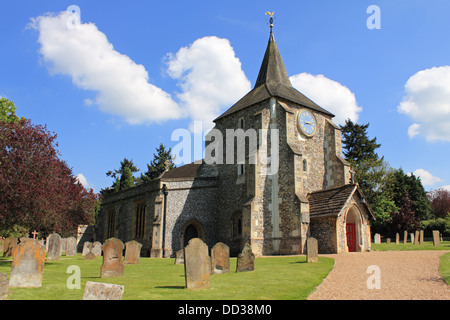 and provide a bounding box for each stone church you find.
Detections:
[96,25,374,257]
